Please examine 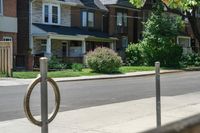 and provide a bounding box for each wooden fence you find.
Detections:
[0,42,13,77]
